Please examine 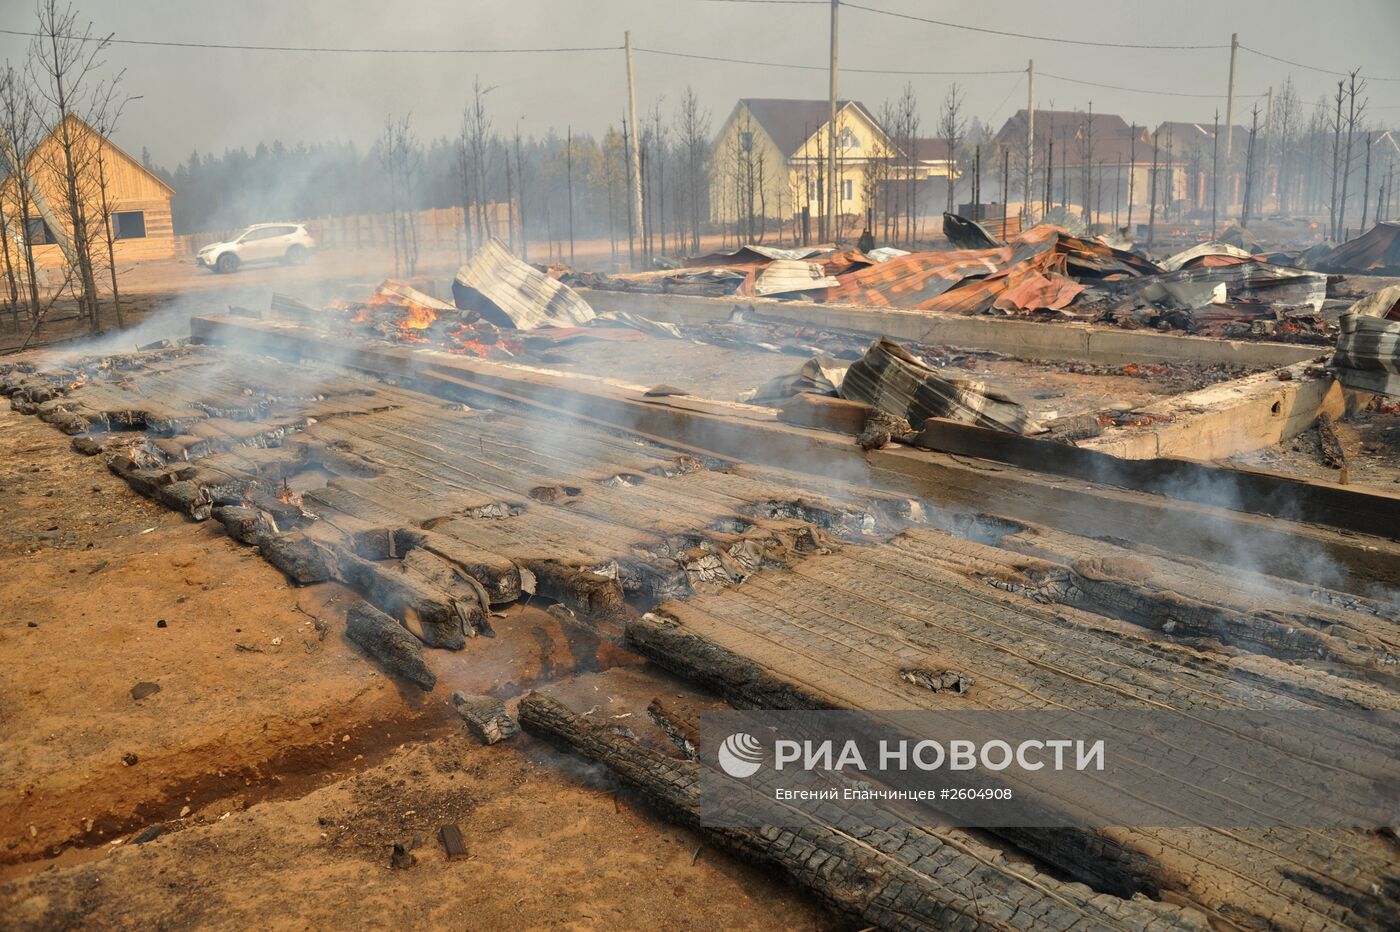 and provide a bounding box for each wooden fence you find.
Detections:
[173,203,516,257]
